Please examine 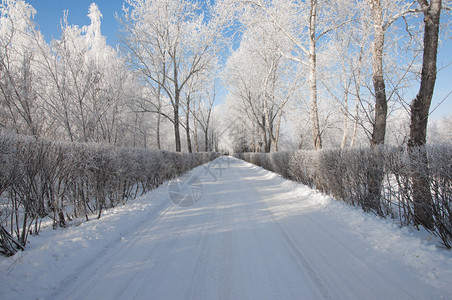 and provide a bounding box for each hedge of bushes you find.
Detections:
[234,145,452,248]
[0,132,220,256]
